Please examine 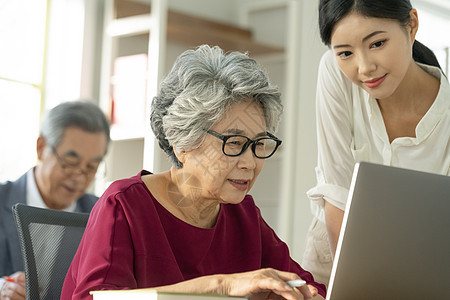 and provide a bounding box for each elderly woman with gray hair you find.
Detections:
[62,45,326,300]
